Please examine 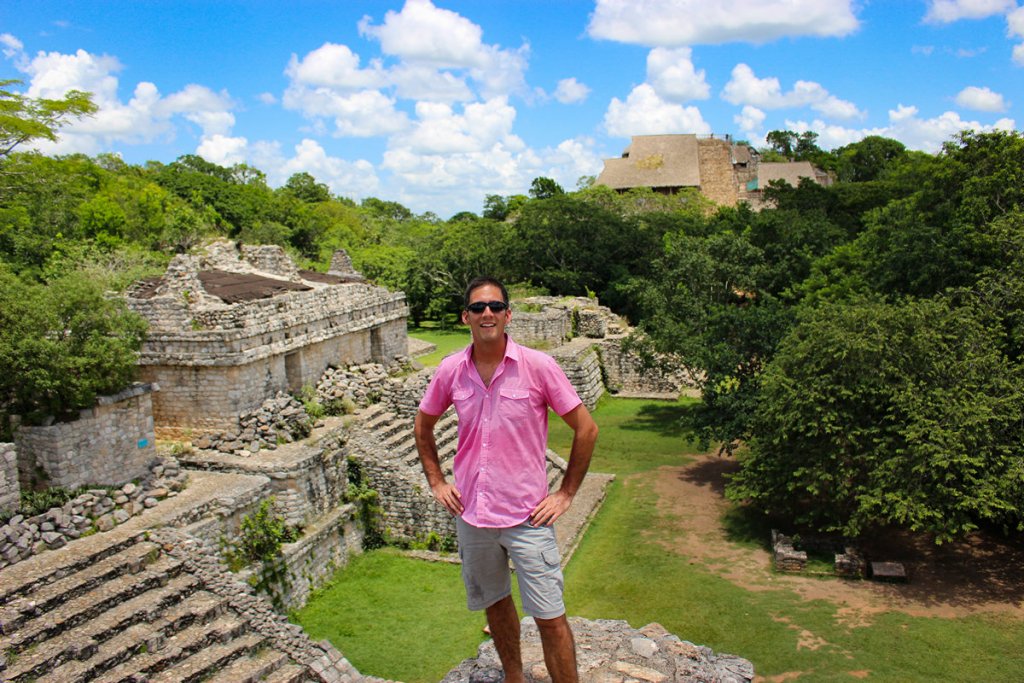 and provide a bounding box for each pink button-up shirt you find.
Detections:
[419,336,582,528]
